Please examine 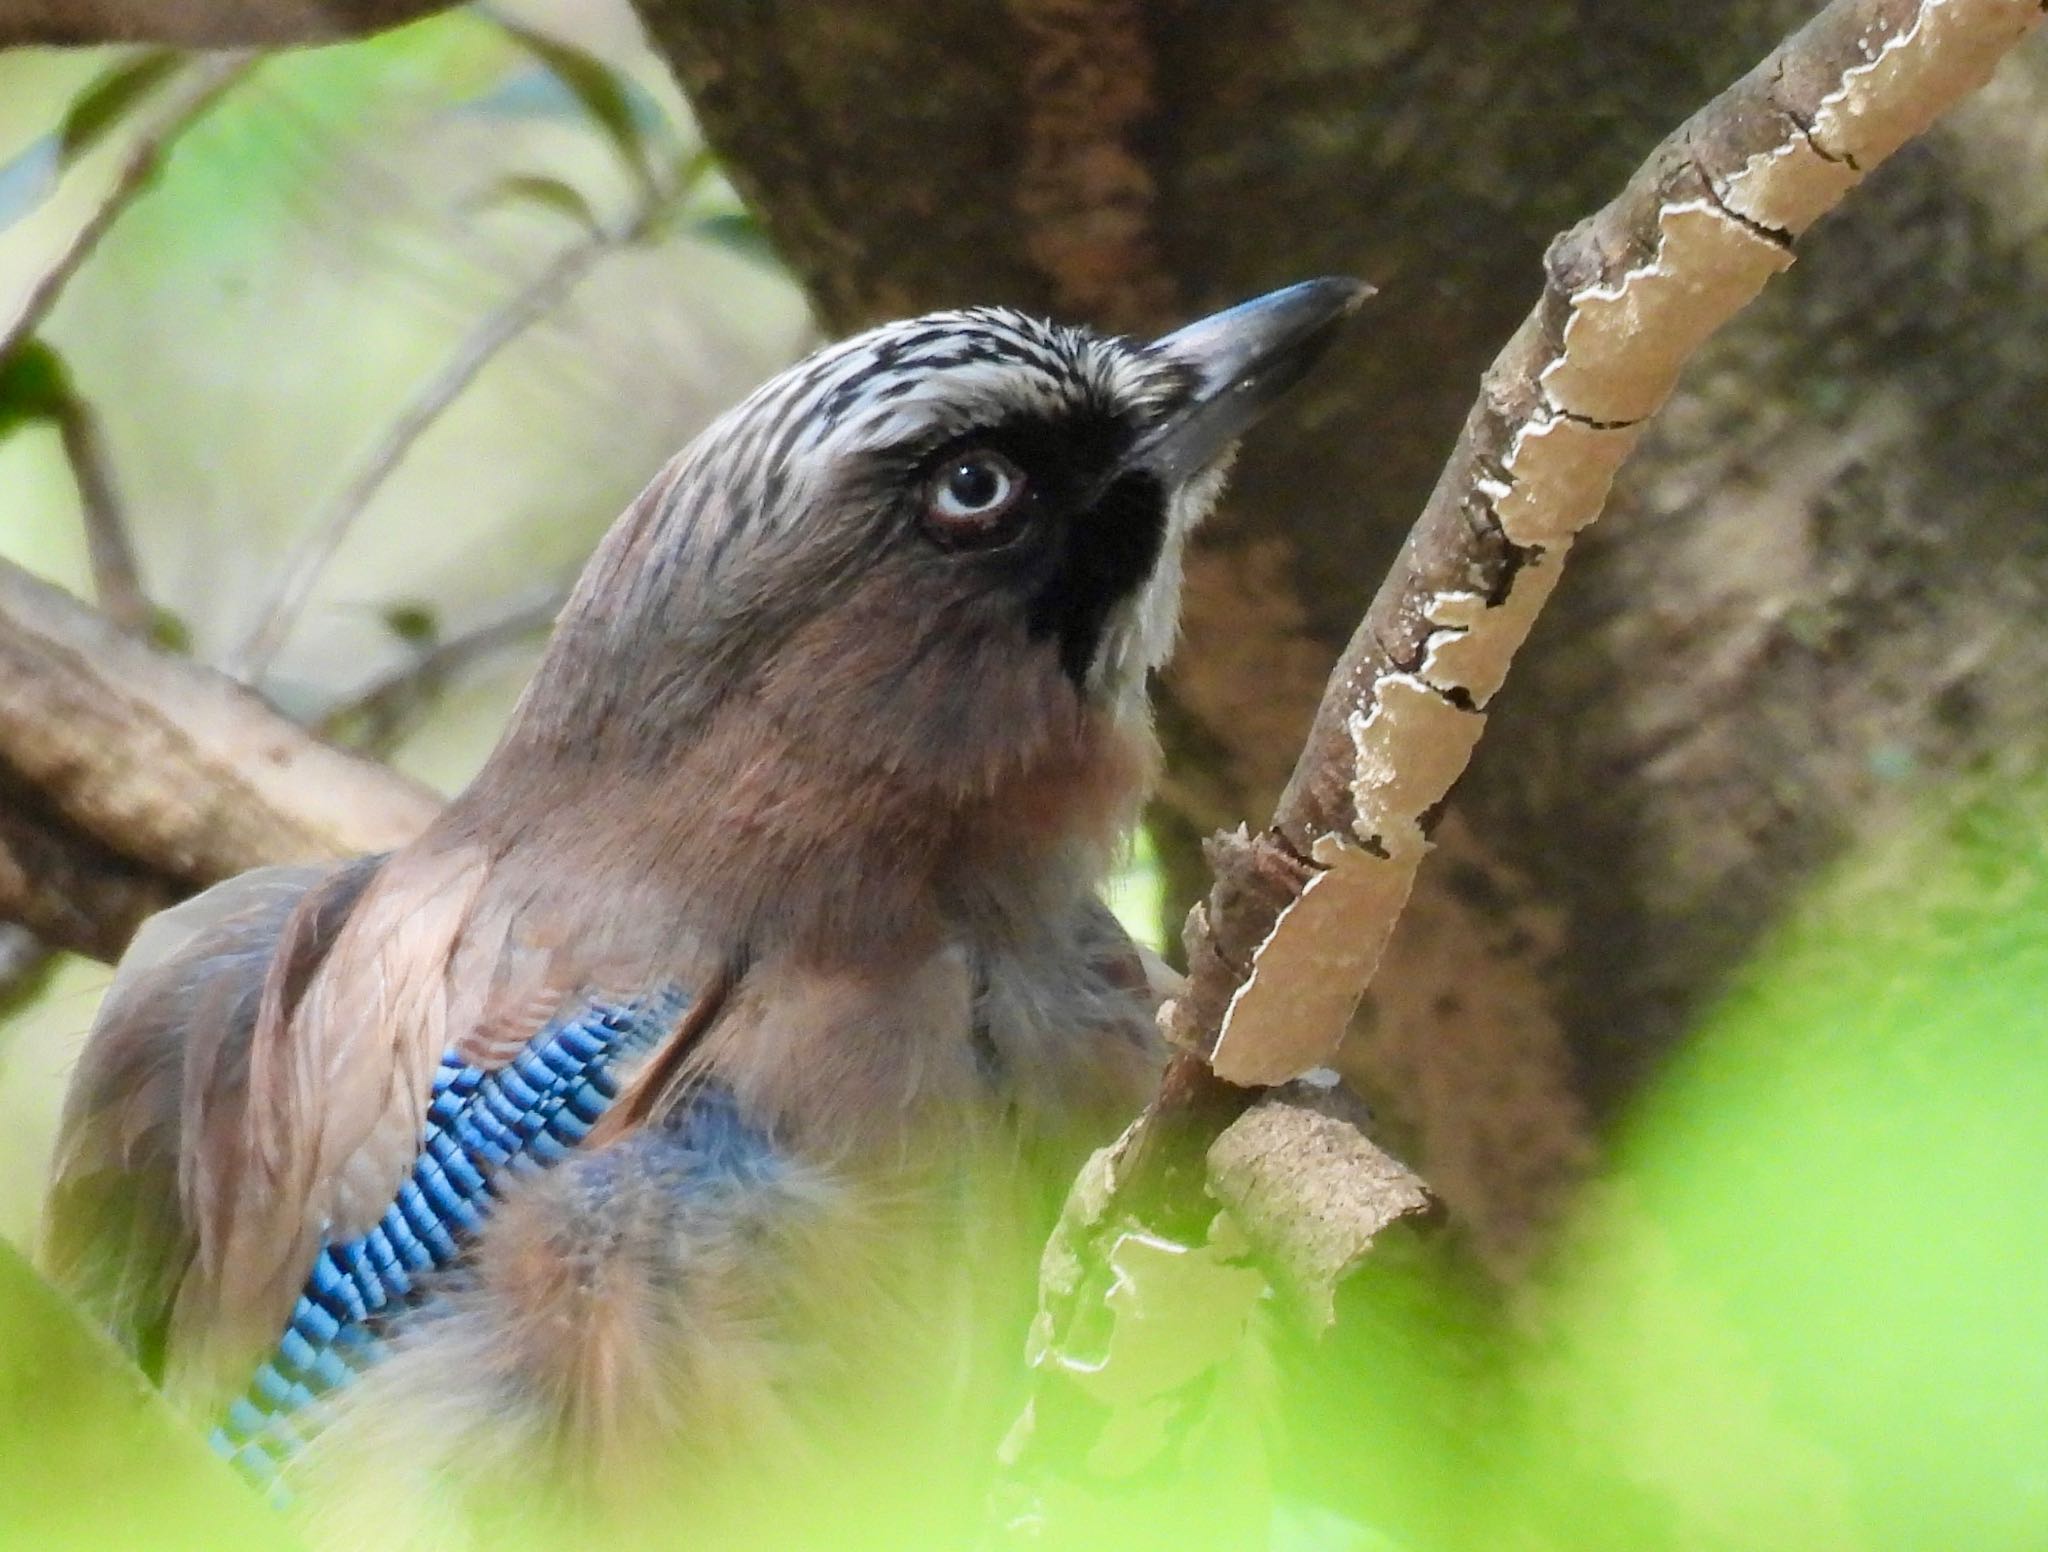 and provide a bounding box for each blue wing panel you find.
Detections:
[213,985,692,1483]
